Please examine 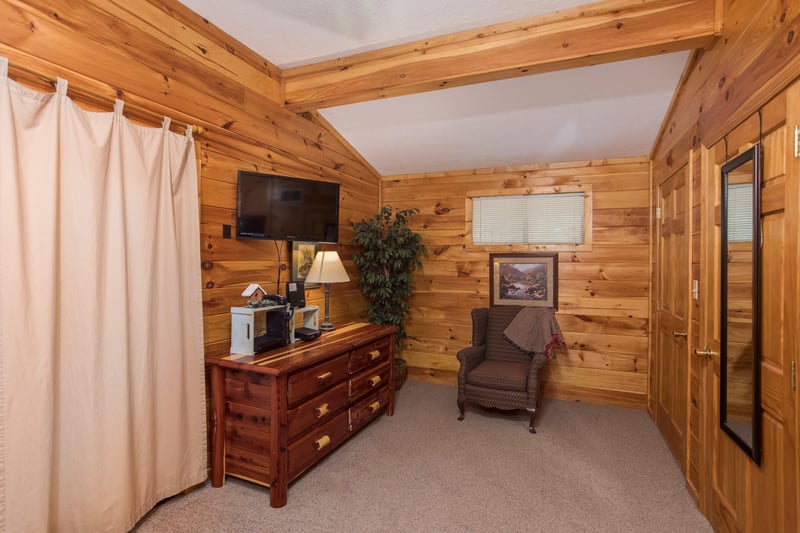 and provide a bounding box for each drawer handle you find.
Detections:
[315,403,330,418]
[368,349,381,361]
[314,435,331,451]
[368,375,382,387]
[368,401,381,413]
[317,371,333,385]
